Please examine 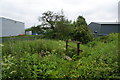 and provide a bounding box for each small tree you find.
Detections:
[71,16,93,44]
[54,19,73,40]
[38,10,65,30]
[40,10,73,40]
